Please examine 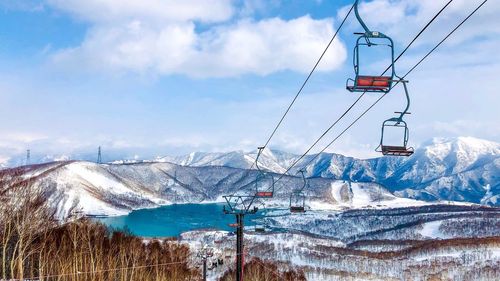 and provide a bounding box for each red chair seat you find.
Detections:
[256,191,273,197]
[357,76,391,88]
[346,75,392,92]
